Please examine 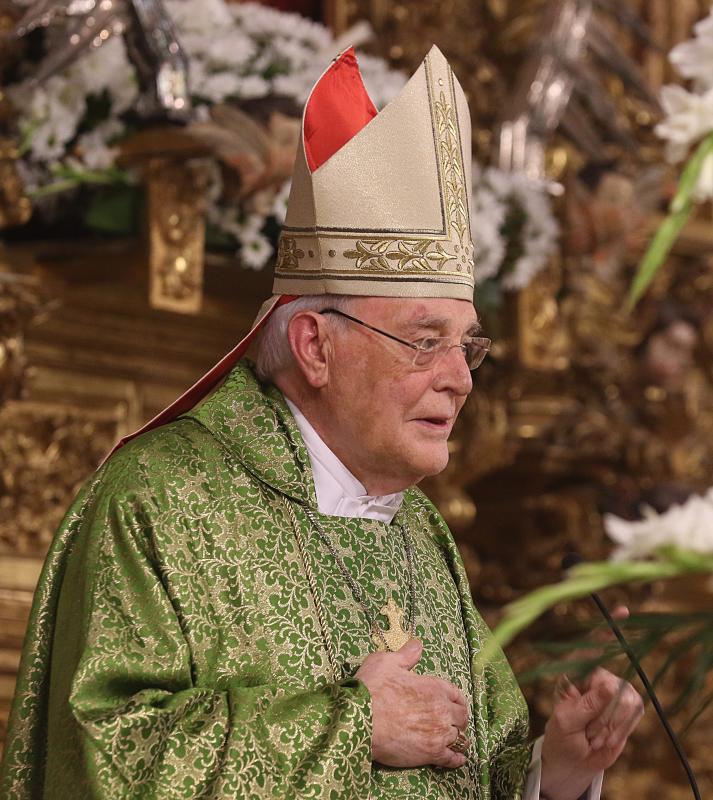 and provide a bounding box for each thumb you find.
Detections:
[394,638,423,670]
